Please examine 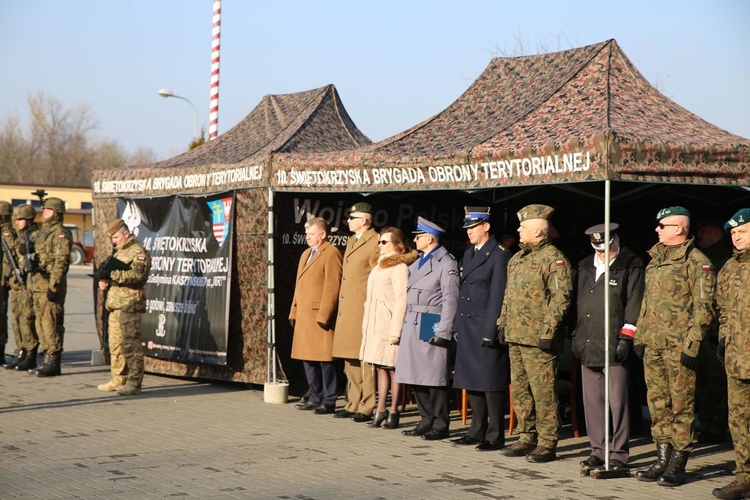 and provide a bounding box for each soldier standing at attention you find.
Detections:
[97,219,152,396]
[497,204,573,463]
[634,206,716,487]
[28,197,72,377]
[713,209,750,500]
[0,201,13,365]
